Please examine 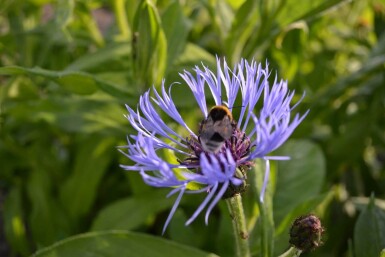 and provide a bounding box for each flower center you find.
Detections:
[180,119,253,172]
